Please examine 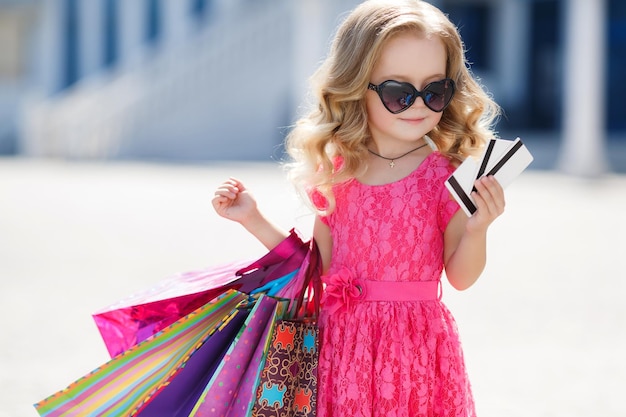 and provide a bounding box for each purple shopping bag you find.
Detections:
[94,229,310,357]
[134,307,251,417]
[189,295,286,416]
